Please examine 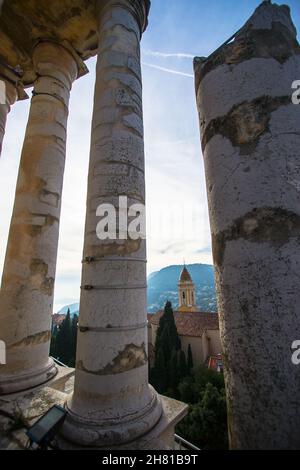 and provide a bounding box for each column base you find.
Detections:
[60,385,165,448]
[59,392,188,450]
[0,358,58,395]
